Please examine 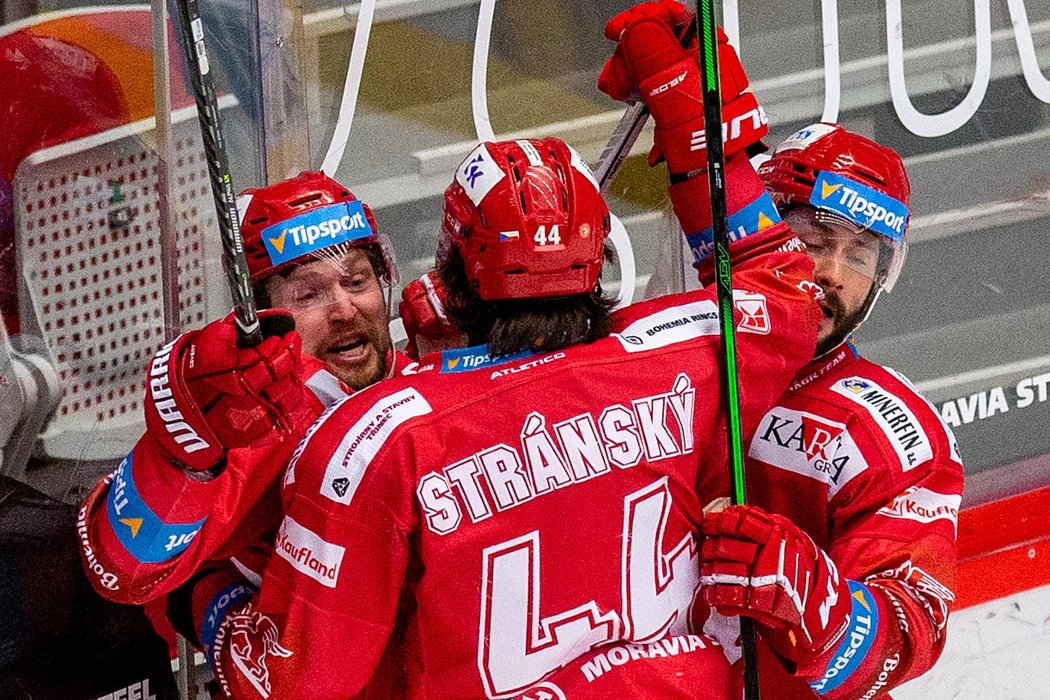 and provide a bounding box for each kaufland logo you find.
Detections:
[274,515,345,588]
[261,201,373,266]
[811,171,908,242]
